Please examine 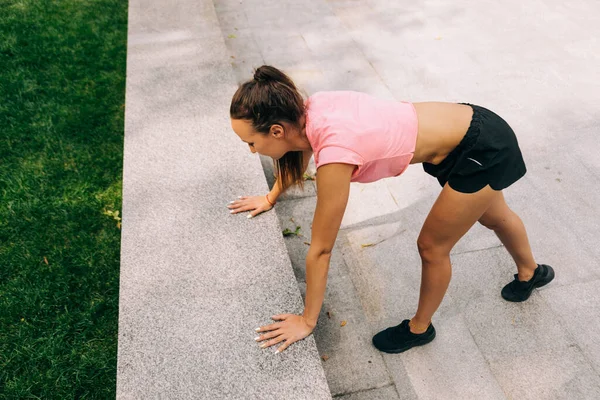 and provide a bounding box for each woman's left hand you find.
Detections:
[254,314,315,353]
